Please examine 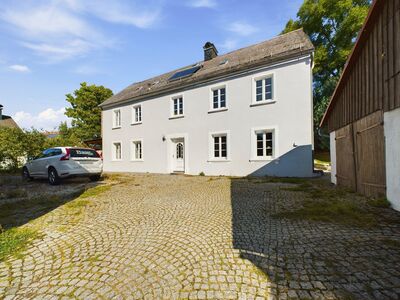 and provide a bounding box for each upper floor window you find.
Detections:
[132,105,142,124]
[212,87,226,110]
[172,96,184,117]
[113,142,122,160]
[113,109,121,128]
[255,75,273,103]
